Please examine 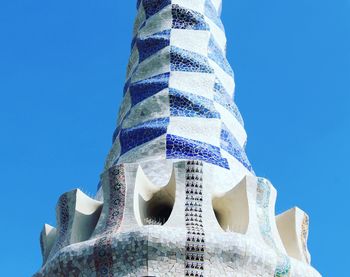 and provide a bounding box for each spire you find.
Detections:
[106,0,253,183]
[35,2,321,277]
